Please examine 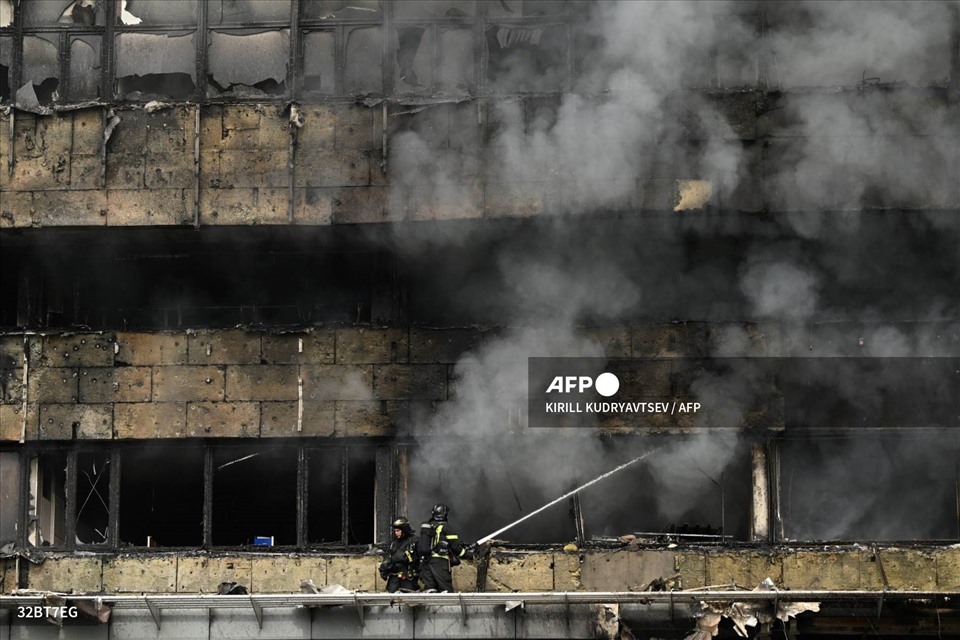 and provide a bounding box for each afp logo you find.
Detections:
[545,372,620,397]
